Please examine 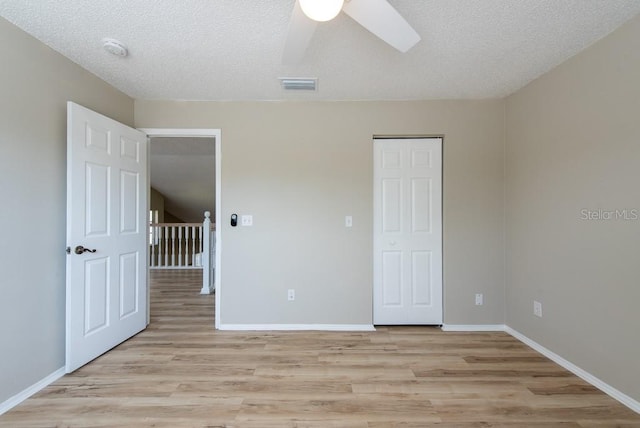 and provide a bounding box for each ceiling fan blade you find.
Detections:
[342,0,421,53]
[282,0,318,64]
